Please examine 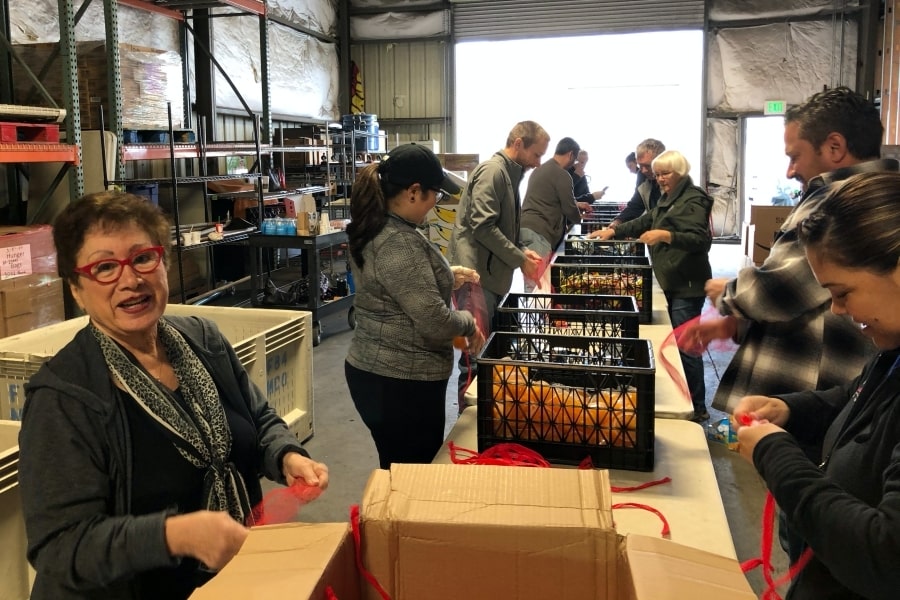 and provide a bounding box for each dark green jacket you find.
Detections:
[613,175,712,298]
